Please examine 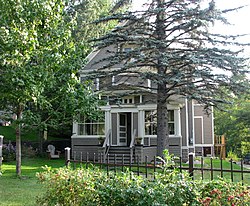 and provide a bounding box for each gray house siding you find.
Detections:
[143,95,157,104]
[71,138,99,160]
[203,114,213,144]
[194,117,202,144]
[133,112,138,136]
[193,104,213,145]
